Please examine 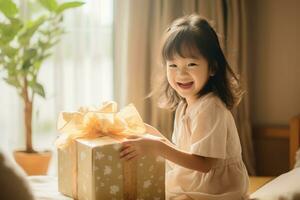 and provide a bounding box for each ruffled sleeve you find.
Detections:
[189,99,228,159]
